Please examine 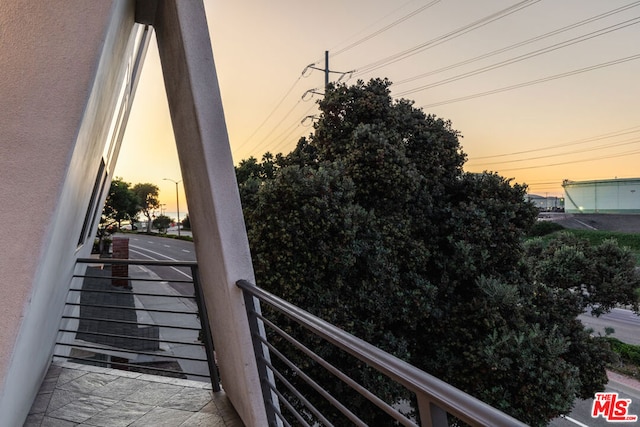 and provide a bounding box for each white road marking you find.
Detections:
[182,249,190,253]
[163,245,170,248]
[573,218,597,230]
[129,246,192,280]
[561,415,590,427]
